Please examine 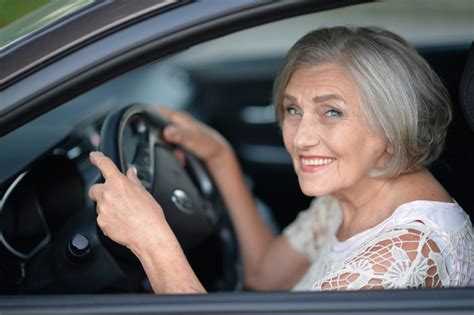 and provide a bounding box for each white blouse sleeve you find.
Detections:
[310,225,449,290]
[282,195,342,261]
